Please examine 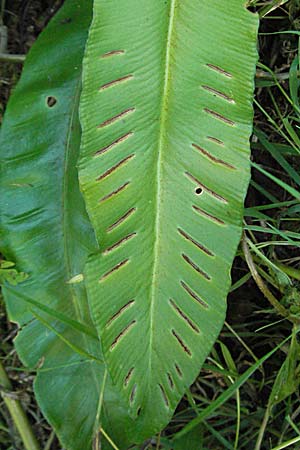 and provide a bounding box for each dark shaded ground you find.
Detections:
[1,1,300,450]
[0,0,63,123]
